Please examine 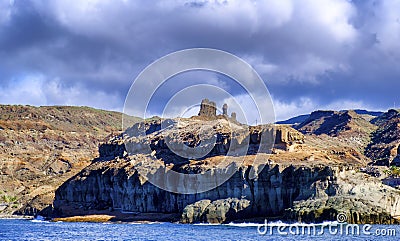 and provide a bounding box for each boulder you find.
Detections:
[181,198,250,224]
